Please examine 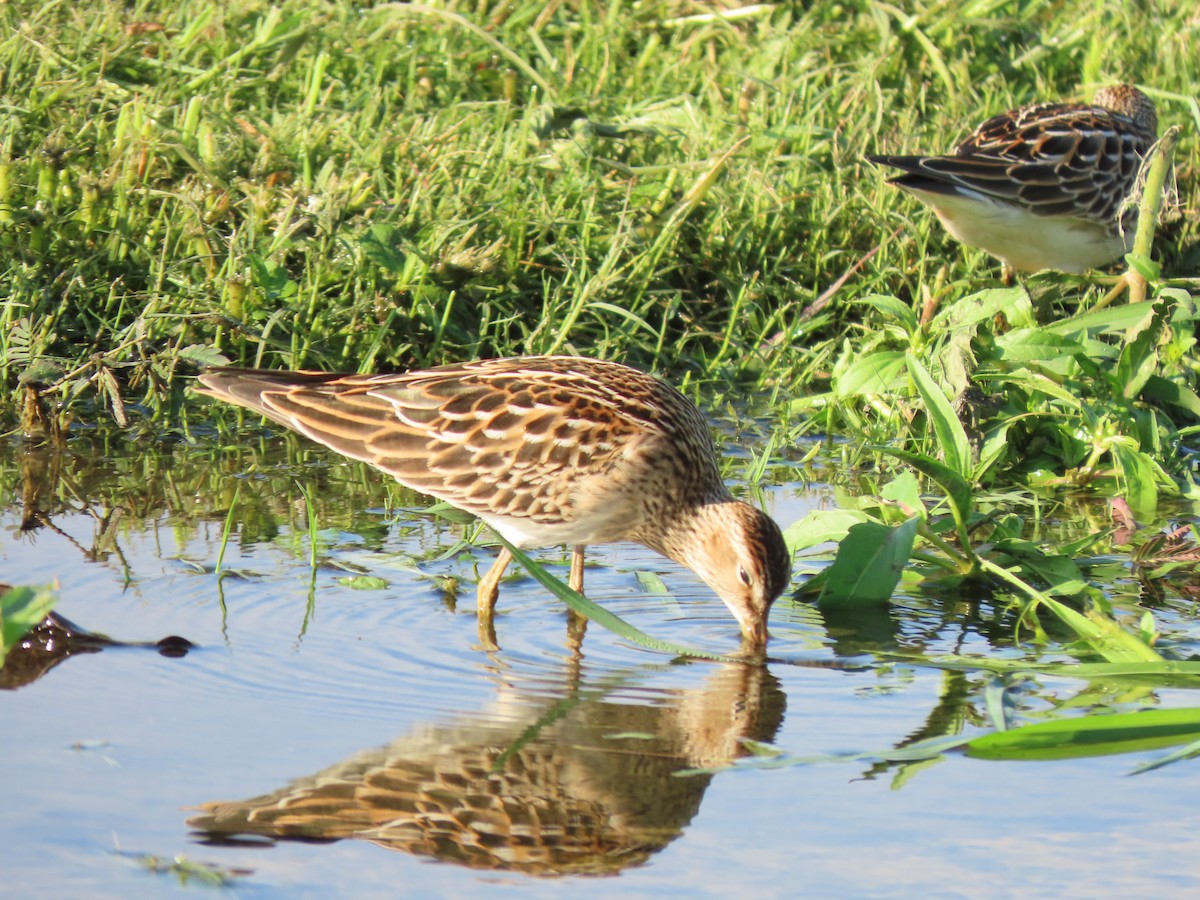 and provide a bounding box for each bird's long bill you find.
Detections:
[744,615,770,646]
